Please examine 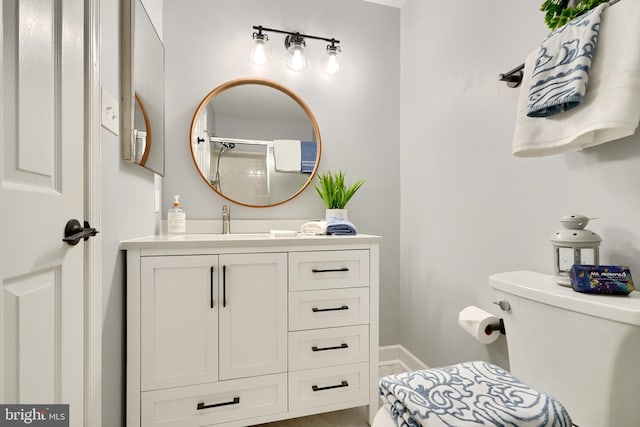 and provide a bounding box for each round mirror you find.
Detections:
[133,94,151,165]
[190,78,322,207]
